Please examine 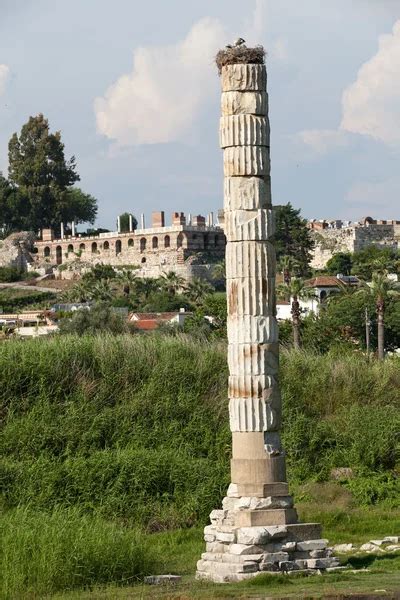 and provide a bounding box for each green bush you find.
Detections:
[0,267,23,282]
[0,506,153,598]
